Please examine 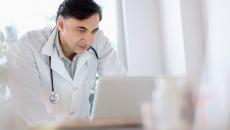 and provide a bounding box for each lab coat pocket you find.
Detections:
[86,59,98,88]
[69,81,92,119]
